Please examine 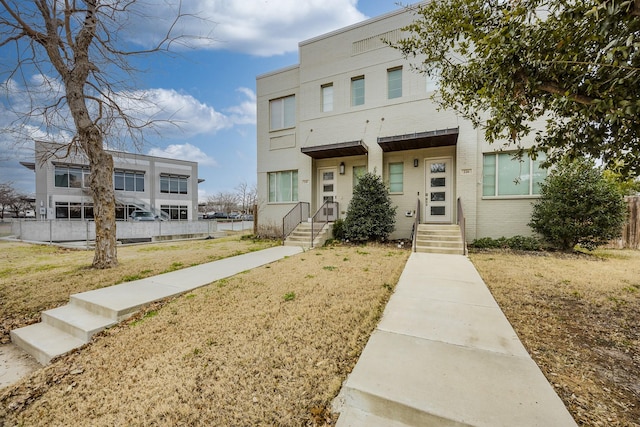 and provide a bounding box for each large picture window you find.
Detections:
[160,175,188,194]
[483,152,547,197]
[268,170,298,203]
[270,95,296,130]
[389,162,404,193]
